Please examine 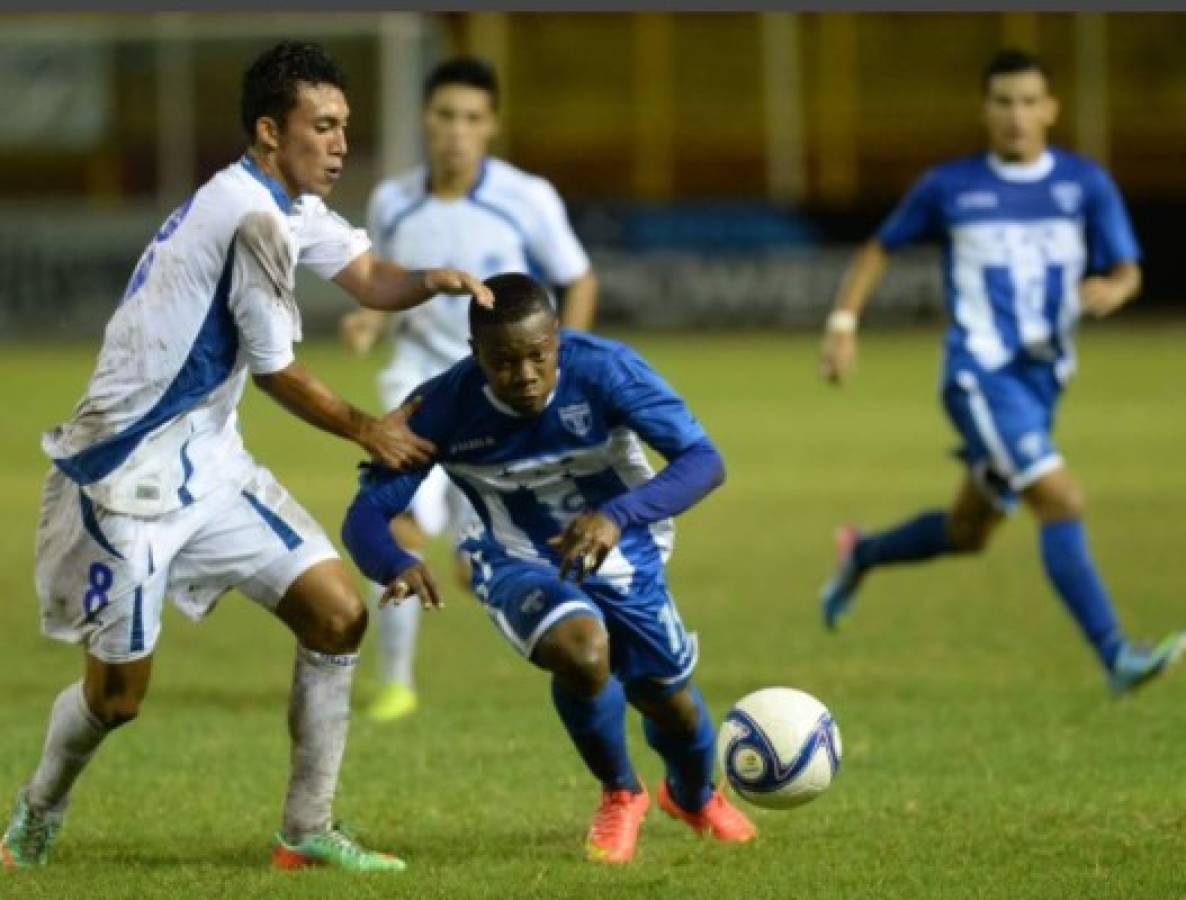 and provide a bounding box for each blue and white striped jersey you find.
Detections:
[367,157,590,366]
[877,148,1139,382]
[352,332,710,591]
[42,155,370,516]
